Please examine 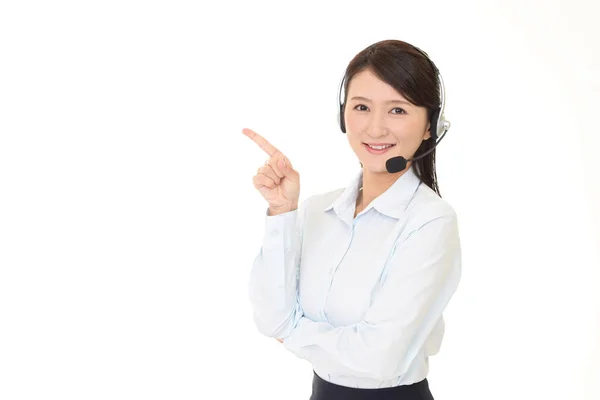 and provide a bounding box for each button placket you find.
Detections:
[322,225,355,322]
